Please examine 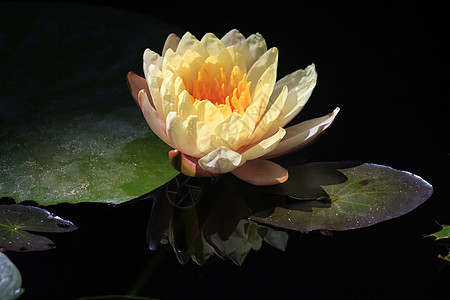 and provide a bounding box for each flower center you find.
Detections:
[186,67,252,115]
